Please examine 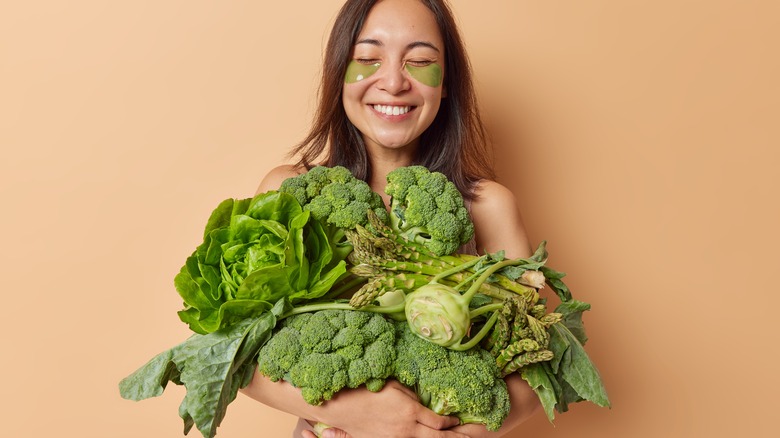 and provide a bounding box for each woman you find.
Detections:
[242,1,539,436]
